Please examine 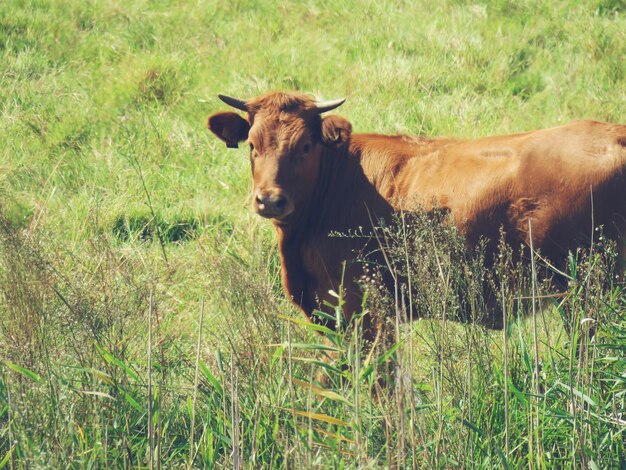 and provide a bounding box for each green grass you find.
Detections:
[1,0,625,467]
